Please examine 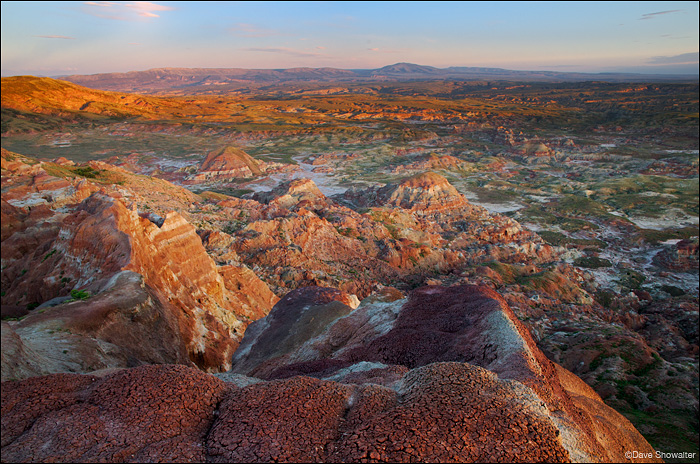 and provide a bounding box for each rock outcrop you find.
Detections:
[2,152,278,379]
[253,177,329,210]
[227,284,659,463]
[1,285,660,463]
[1,271,188,381]
[187,146,262,182]
[375,171,473,213]
[1,365,227,462]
